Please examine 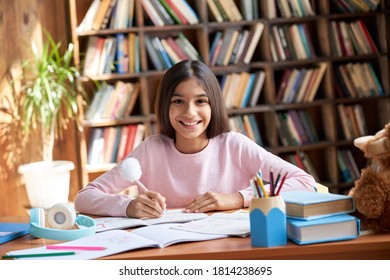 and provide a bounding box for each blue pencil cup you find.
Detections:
[249,196,287,247]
